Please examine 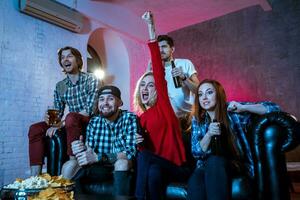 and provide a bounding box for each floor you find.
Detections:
[291,182,300,200]
[288,162,300,200]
